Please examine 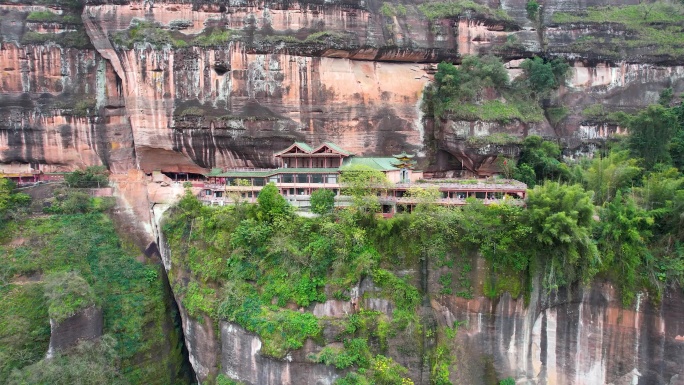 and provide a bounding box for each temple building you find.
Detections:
[200,142,527,214]
[0,163,66,185]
